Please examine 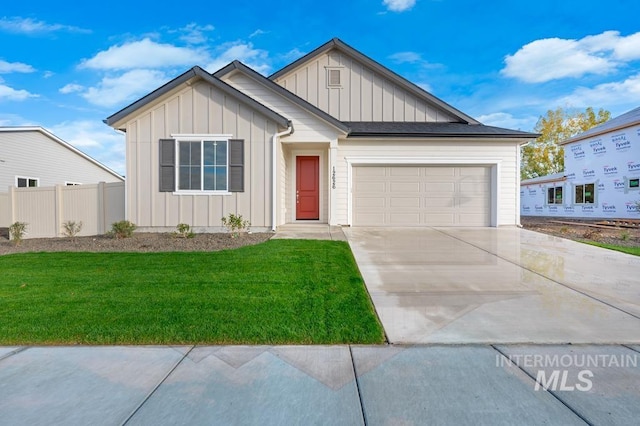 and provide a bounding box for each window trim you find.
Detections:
[546,185,563,205]
[574,182,596,204]
[325,66,343,88]
[172,134,233,195]
[15,176,39,188]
